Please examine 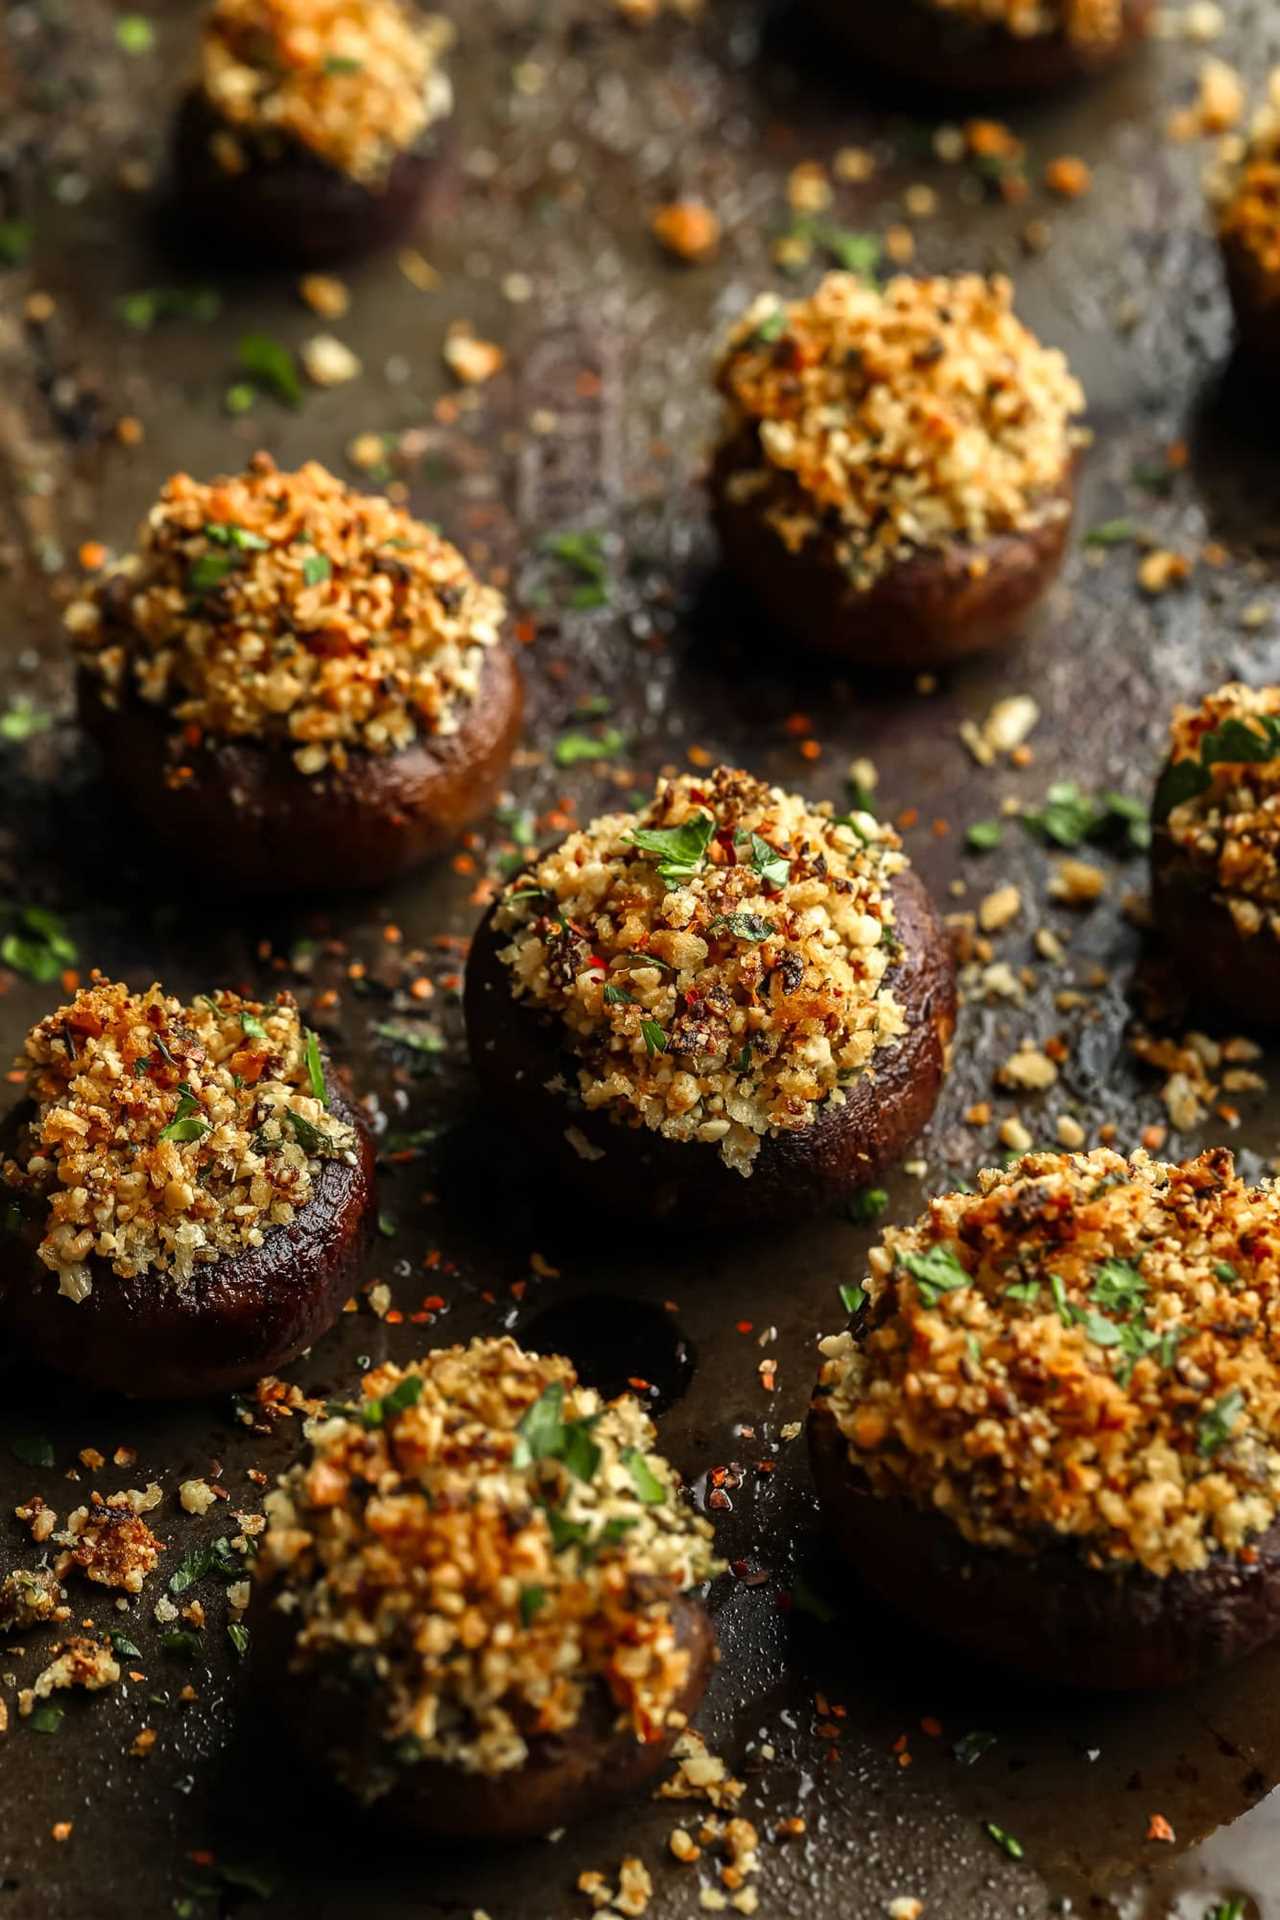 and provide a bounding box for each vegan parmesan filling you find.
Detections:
[1162,682,1280,940]
[2,977,356,1300]
[492,766,909,1177]
[1213,73,1280,290]
[715,272,1086,592]
[258,1337,718,1787]
[198,0,453,184]
[817,1148,1280,1578]
[921,0,1122,41]
[68,454,506,777]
